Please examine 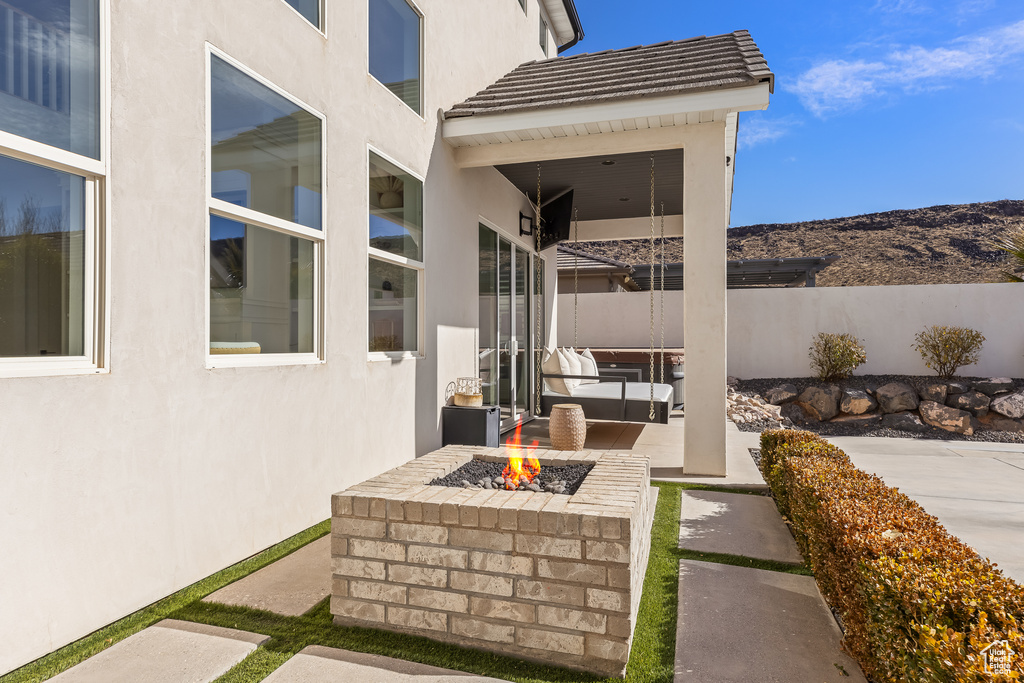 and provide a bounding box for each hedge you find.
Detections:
[761,429,1024,682]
